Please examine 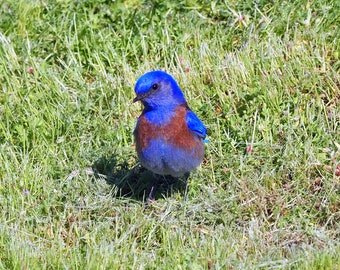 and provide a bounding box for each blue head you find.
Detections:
[133,71,187,110]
